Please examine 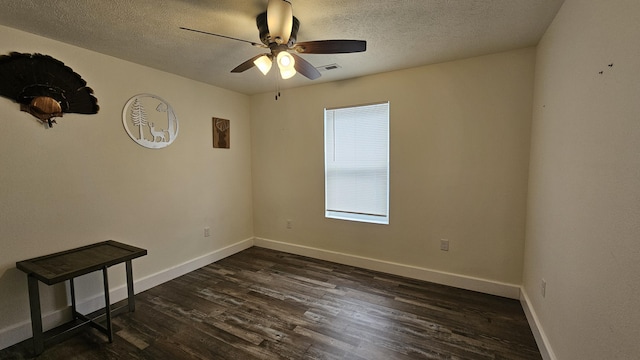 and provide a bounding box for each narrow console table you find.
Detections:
[16,240,147,355]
